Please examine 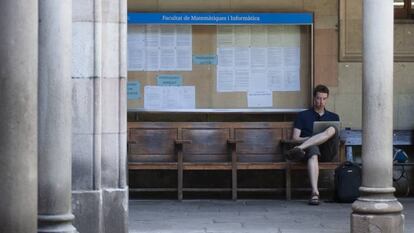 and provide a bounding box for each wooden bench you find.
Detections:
[341,128,414,151]
[128,122,345,200]
[340,129,414,162]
